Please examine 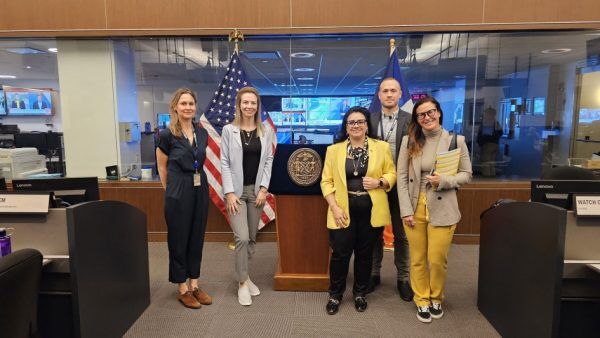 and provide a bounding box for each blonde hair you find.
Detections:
[232,86,264,137]
[168,88,198,137]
